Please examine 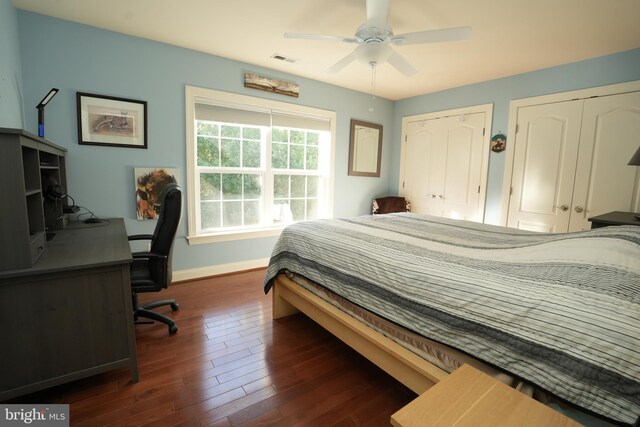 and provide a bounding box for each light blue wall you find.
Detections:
[16,10,395,272]
[393,48,640,224]
[0,0,24,128]
[12,5,640,273]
